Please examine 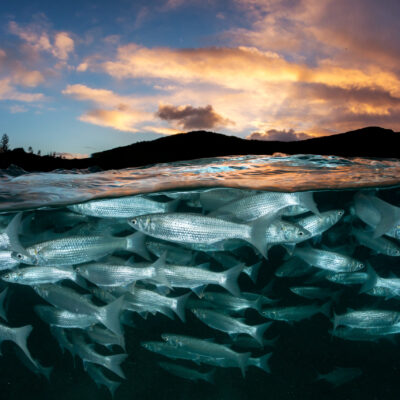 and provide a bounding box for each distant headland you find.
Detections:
[0,126,399,172]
